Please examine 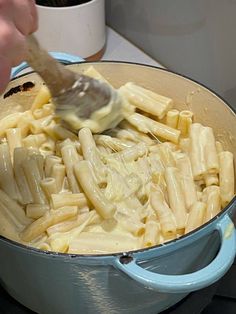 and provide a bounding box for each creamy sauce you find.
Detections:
[60,90,134,133]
